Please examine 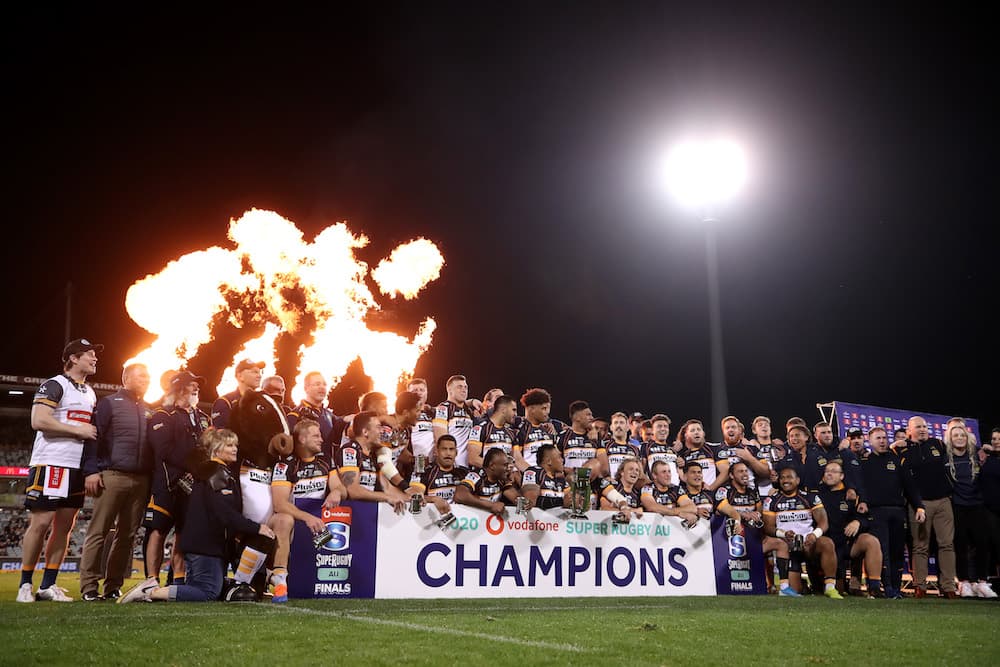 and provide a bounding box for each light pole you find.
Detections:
[659,139,747,441]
